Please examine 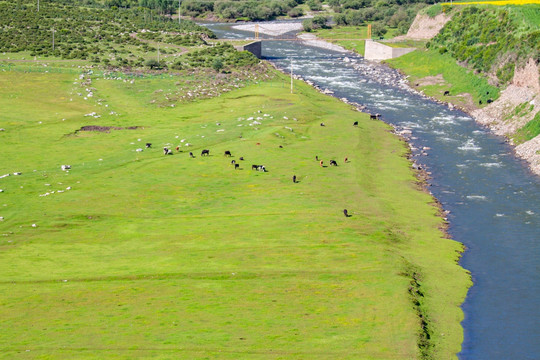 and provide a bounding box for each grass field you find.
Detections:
[0,66,469,359]
[386,49,500,107]
[308,26,399,56]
